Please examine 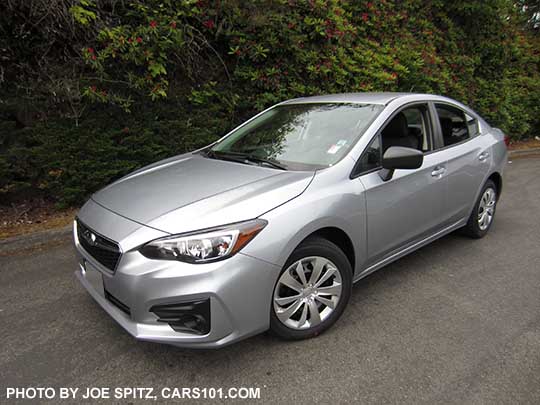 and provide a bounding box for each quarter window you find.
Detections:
[465,112,479,137]
[357,134,381,174]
